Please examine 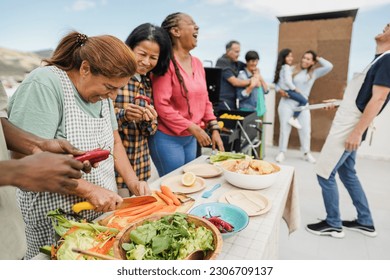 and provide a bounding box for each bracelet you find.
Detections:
[207,120,218,129]
[209,124,221,132]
